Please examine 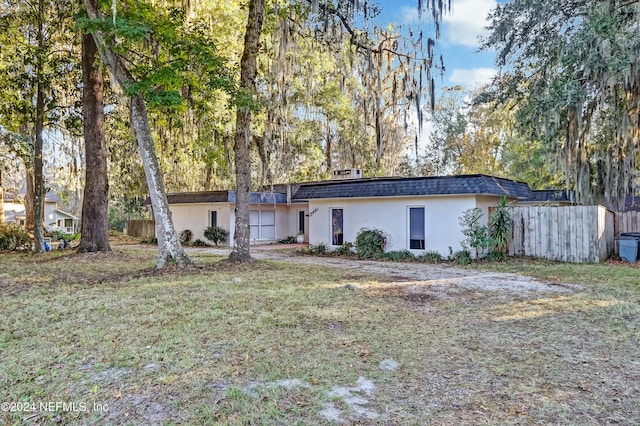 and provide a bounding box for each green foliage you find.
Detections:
[308,243,327,255]
[419,251,444,263]
[381,250,415,261]
[489,196,513,257]
[78,1,234,110]
[47,230,80,242]
[140,236,157,244]
[0,223,32,251]
[459,208,489,259]
[485,250,507,262]
[108,198,146,232]
[192,239,209,247]
[179,229,193,243]
[355,228,387,259]
[335,242,354,257]
[483,0,640,208]
[203,226,228,246]
[449,249,472,265]
[278,236,297,244]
